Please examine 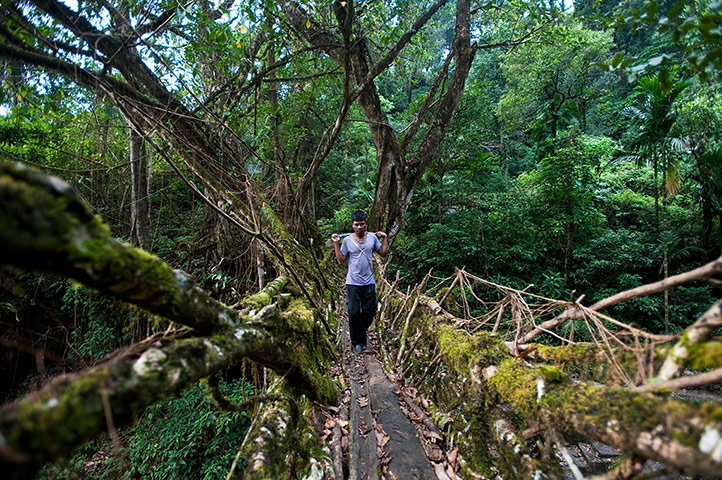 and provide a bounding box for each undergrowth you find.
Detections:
[38,377,255,480]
